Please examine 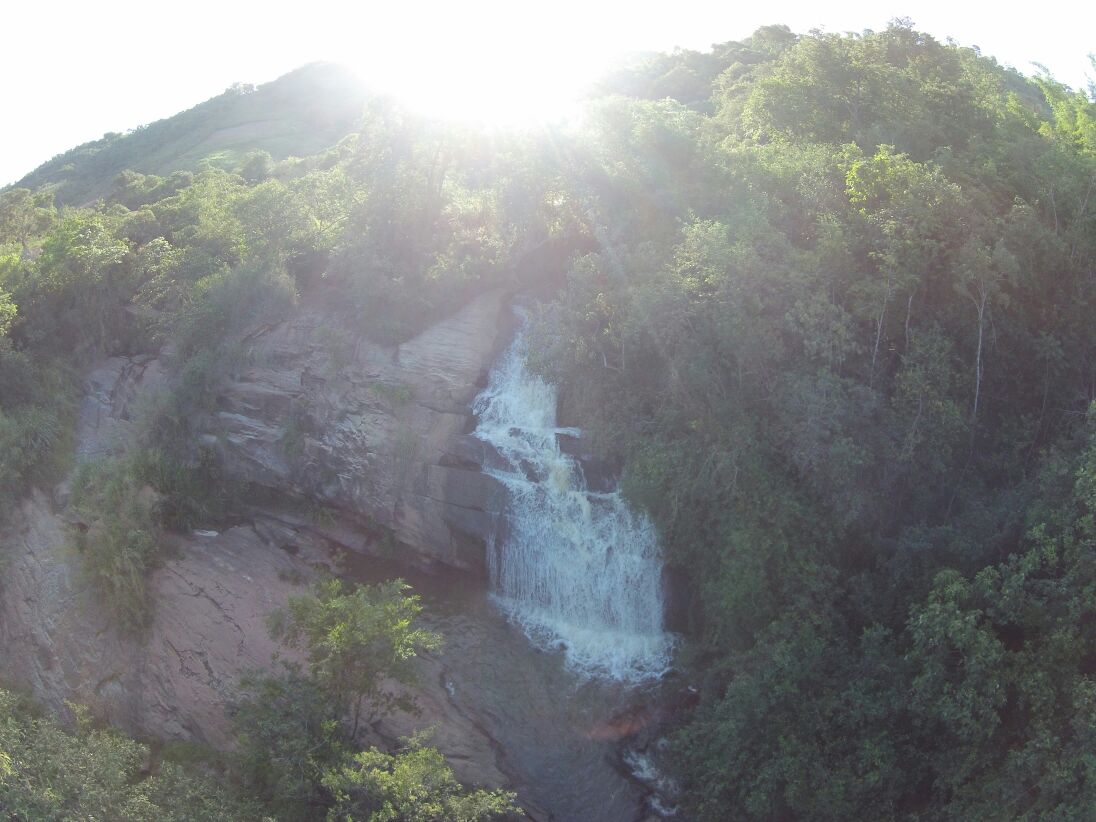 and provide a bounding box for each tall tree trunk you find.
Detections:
[904,291,915,351]
[971,292,987,427]
[870,286,890,389]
